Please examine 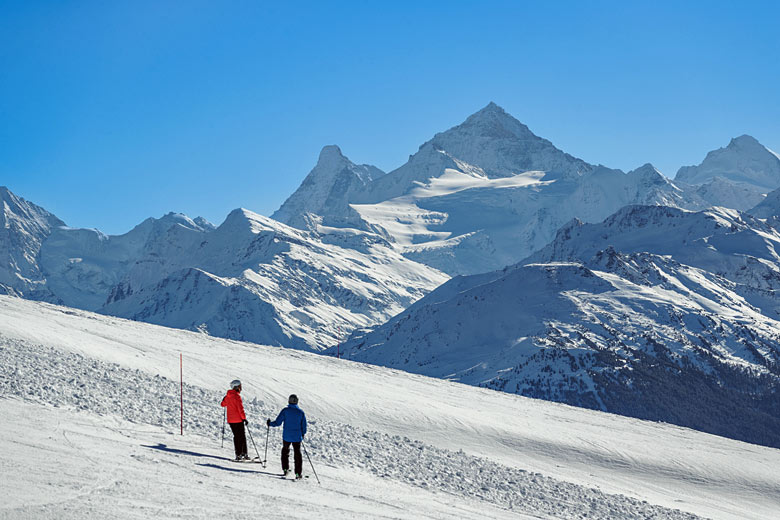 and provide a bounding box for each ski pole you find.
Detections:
[263,424,270,468]
[246,423,262,460]
[221,408,226,448]
[302,440,321,485]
